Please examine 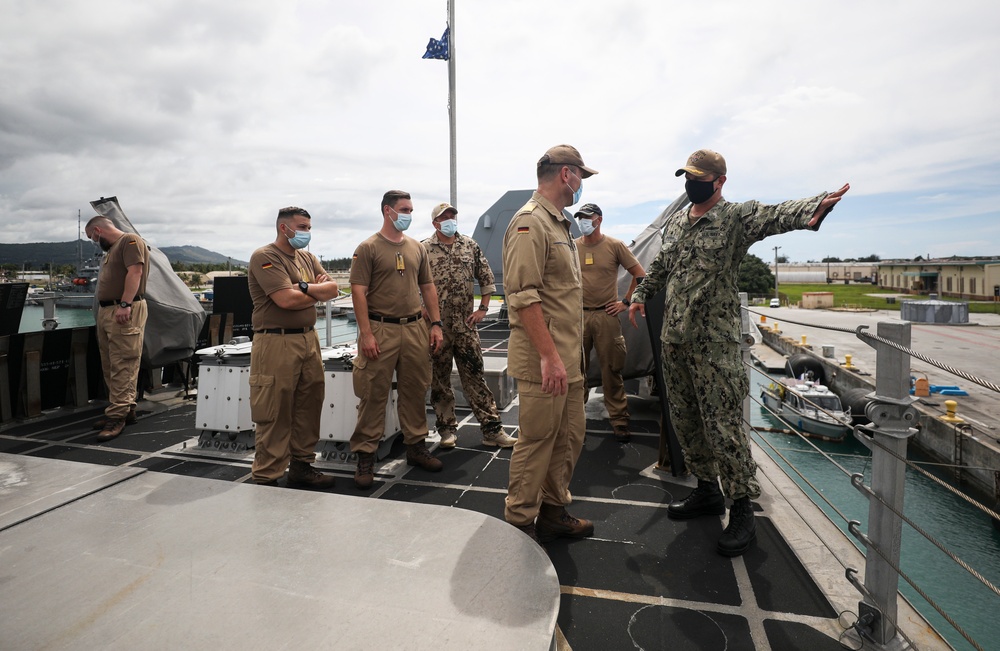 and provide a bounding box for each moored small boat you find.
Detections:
[760,379,852,441]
